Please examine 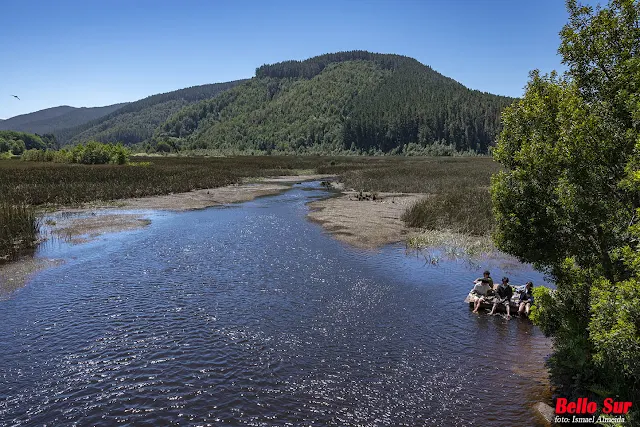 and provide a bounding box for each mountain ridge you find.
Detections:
[4,51,516,154]
[156,51,515,154]
[54,80,247,146]
[0,104,128,135]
